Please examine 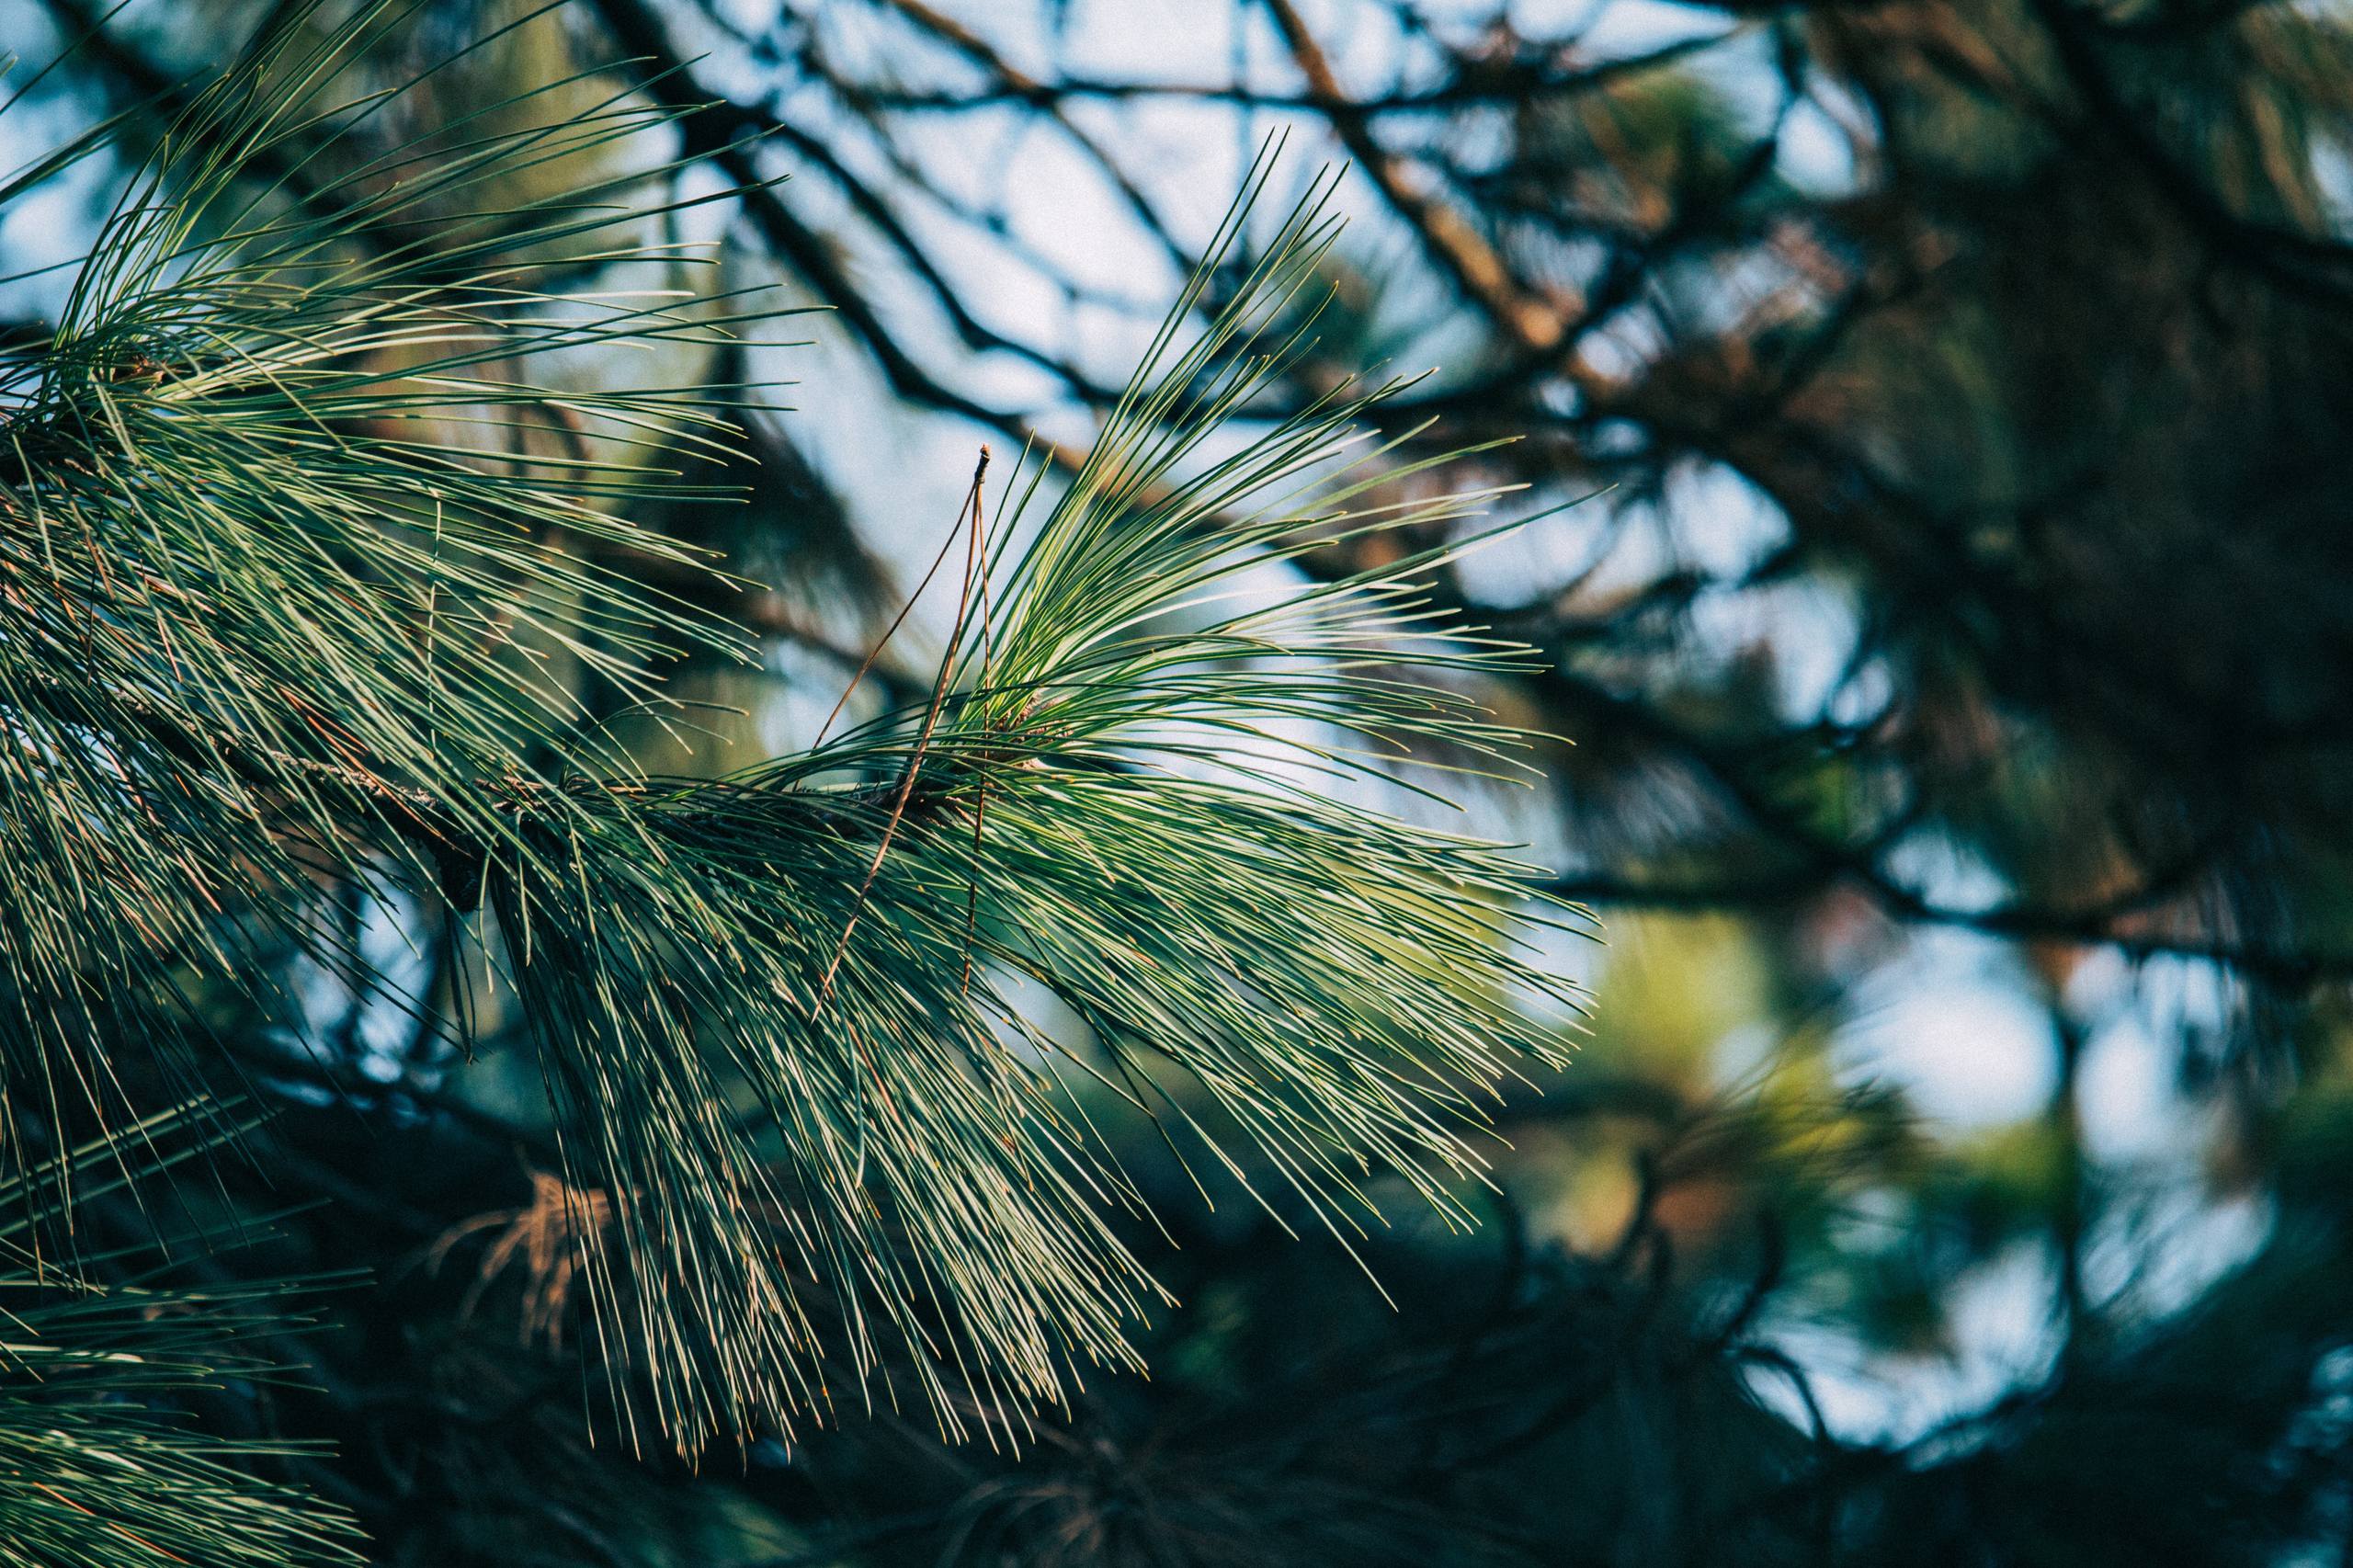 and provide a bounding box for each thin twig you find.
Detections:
[811,446,990,1020]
